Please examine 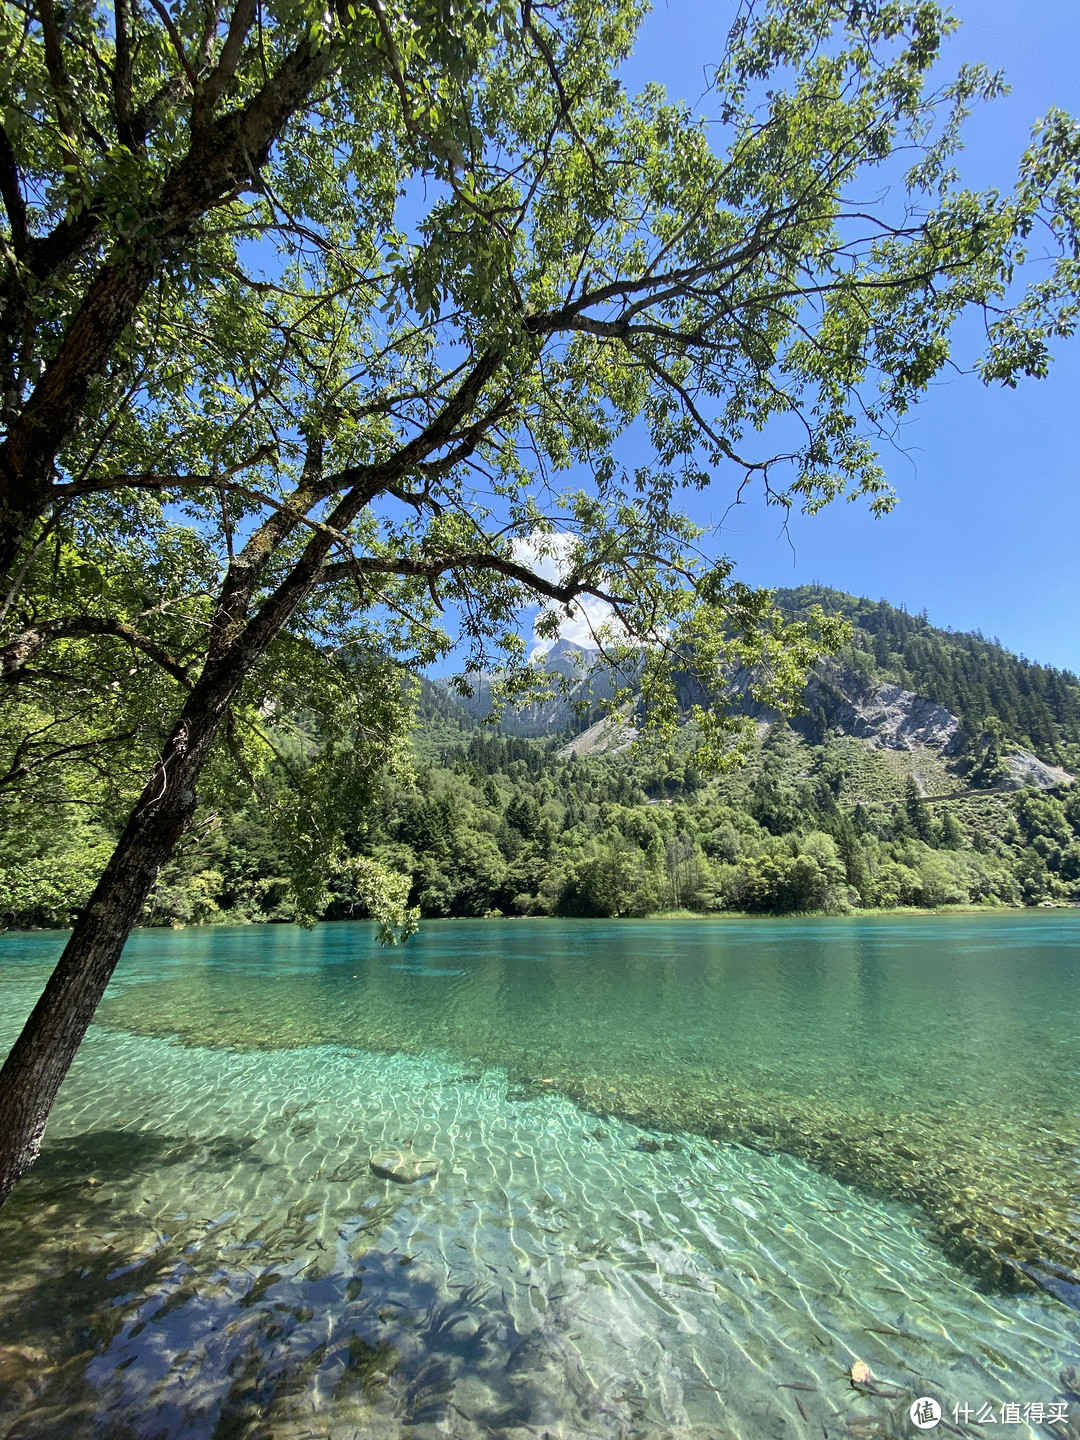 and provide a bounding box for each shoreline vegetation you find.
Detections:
[6,588,1080,934]
[8,902,1076,935]
[6,721,1079,933]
